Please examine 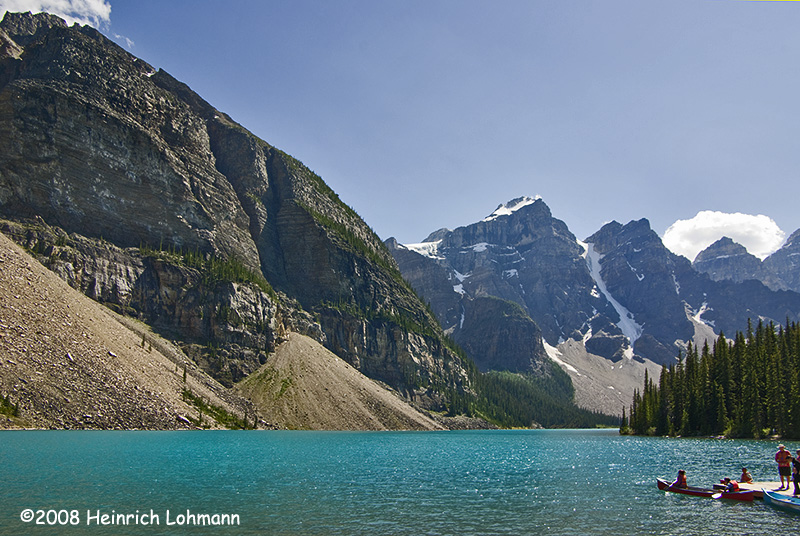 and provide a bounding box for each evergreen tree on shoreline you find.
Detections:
[625,319,800,439]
